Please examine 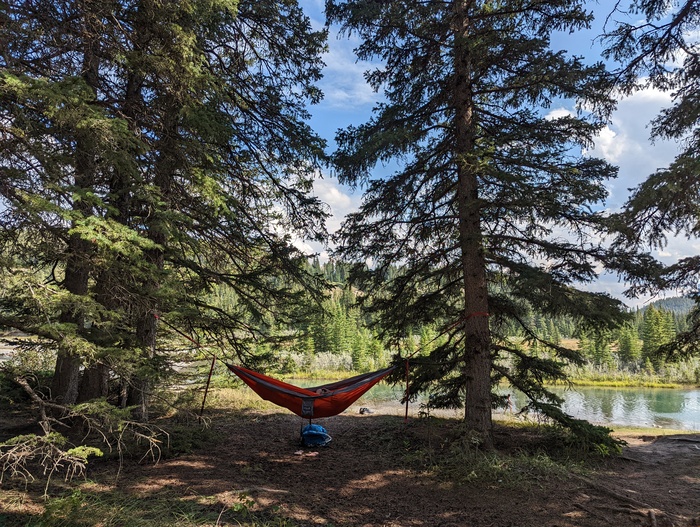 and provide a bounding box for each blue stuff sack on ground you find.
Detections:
[301,423,332,447]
